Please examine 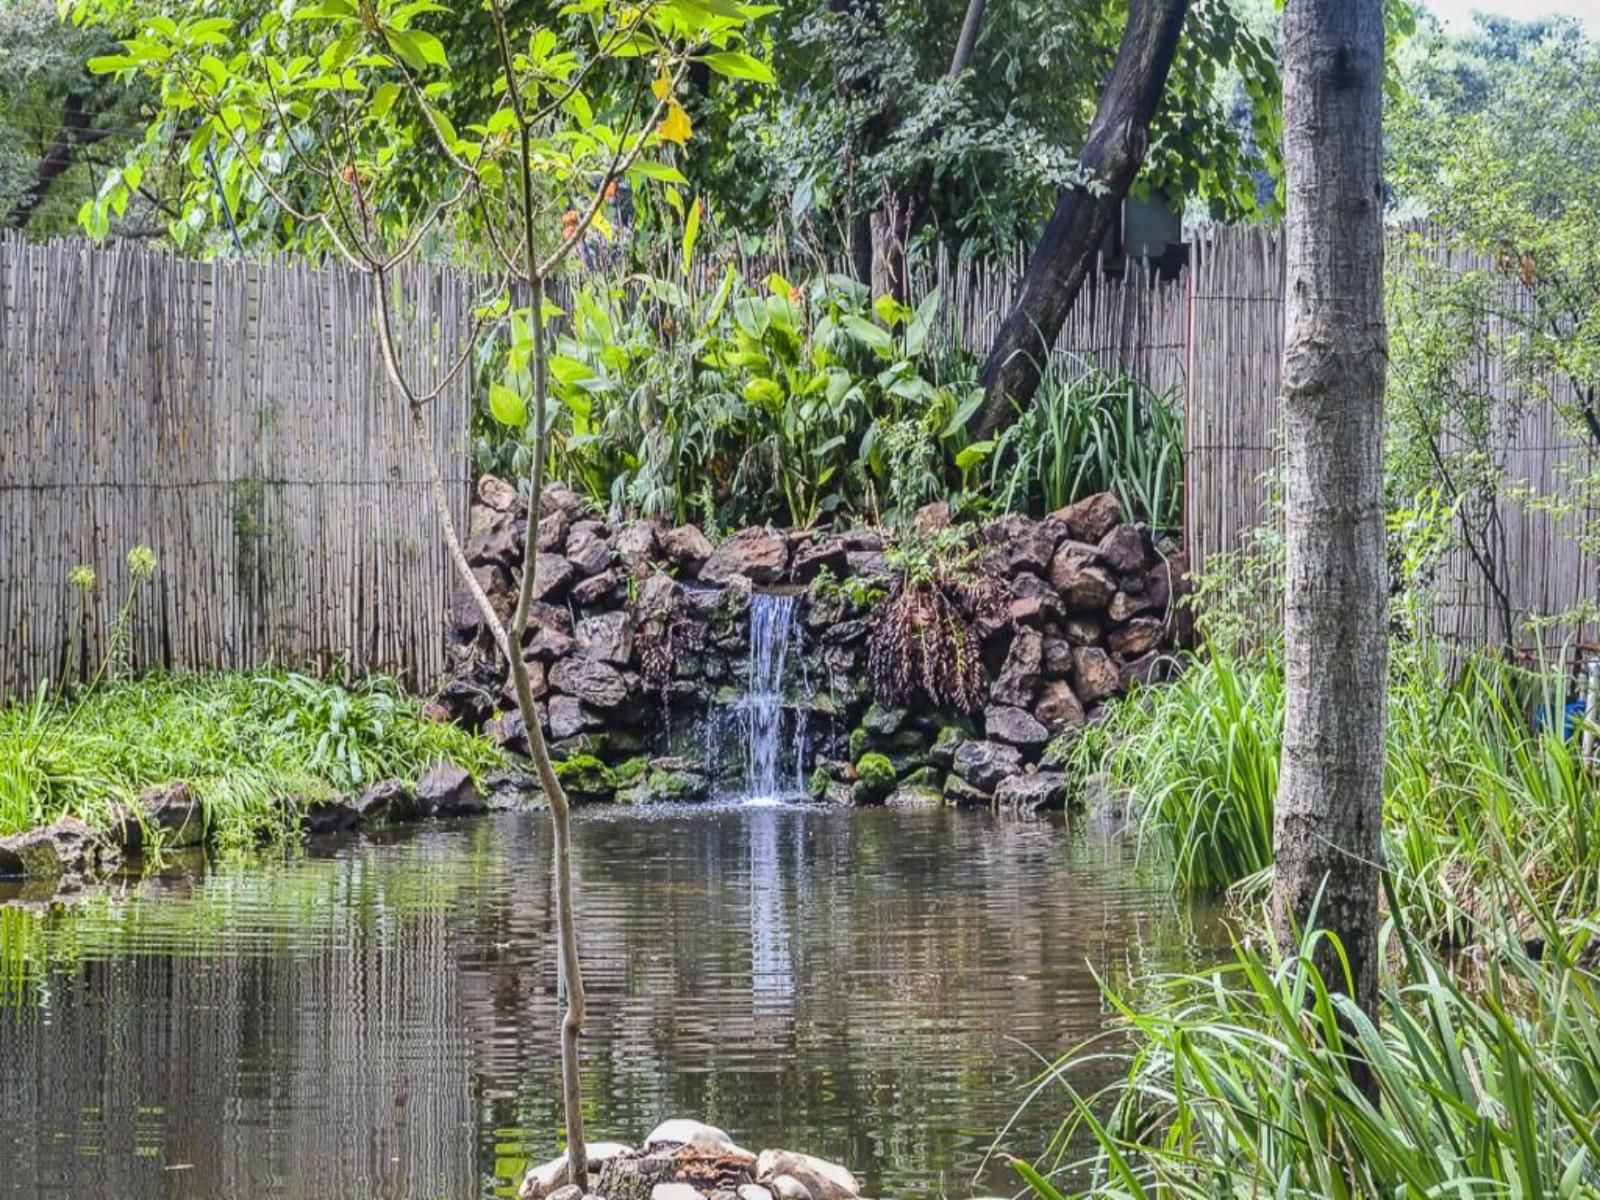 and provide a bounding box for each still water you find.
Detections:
[0,805,1214,1199]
